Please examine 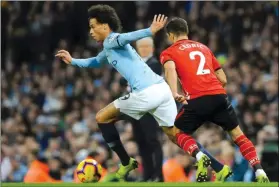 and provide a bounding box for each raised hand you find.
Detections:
[150,14,168,35]
[55,50,72,64]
